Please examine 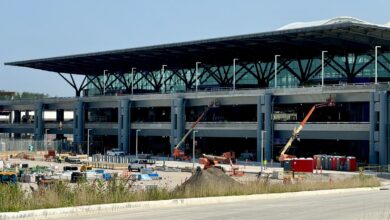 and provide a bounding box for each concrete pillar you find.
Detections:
[264,93,272,161]
[170,100,176,152]
[170,98,185,154]
[177,98,185,147]
[34,102,44,141]
[14,110,21,123]
[56,109,64,140]
[13,110,21,138]
[256,96,264,162]
[379,91,388,165]
[56,109,64,122]
[25,111,30,138]
[369,93,377,164]
[73,100,84,151]
[118,99,131,154]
